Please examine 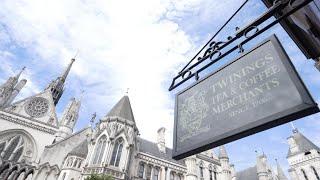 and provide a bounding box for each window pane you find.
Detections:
[138,163,144,178]
[115,143,123,167]
[97,140,107,164]
[200,167,203,178]
[110,141,119,165]
[92,141,102,164]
